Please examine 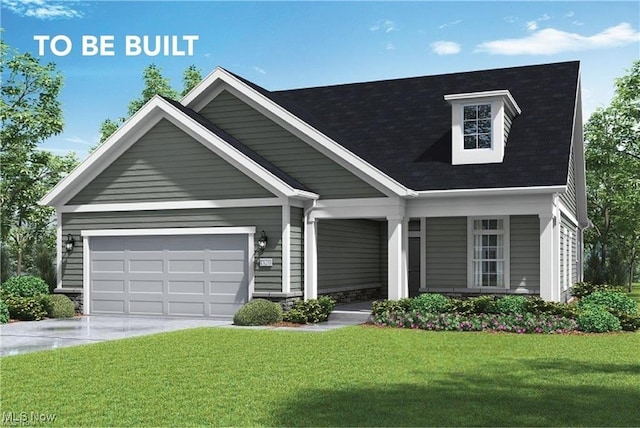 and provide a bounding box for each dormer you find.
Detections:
[445,90,521,165]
